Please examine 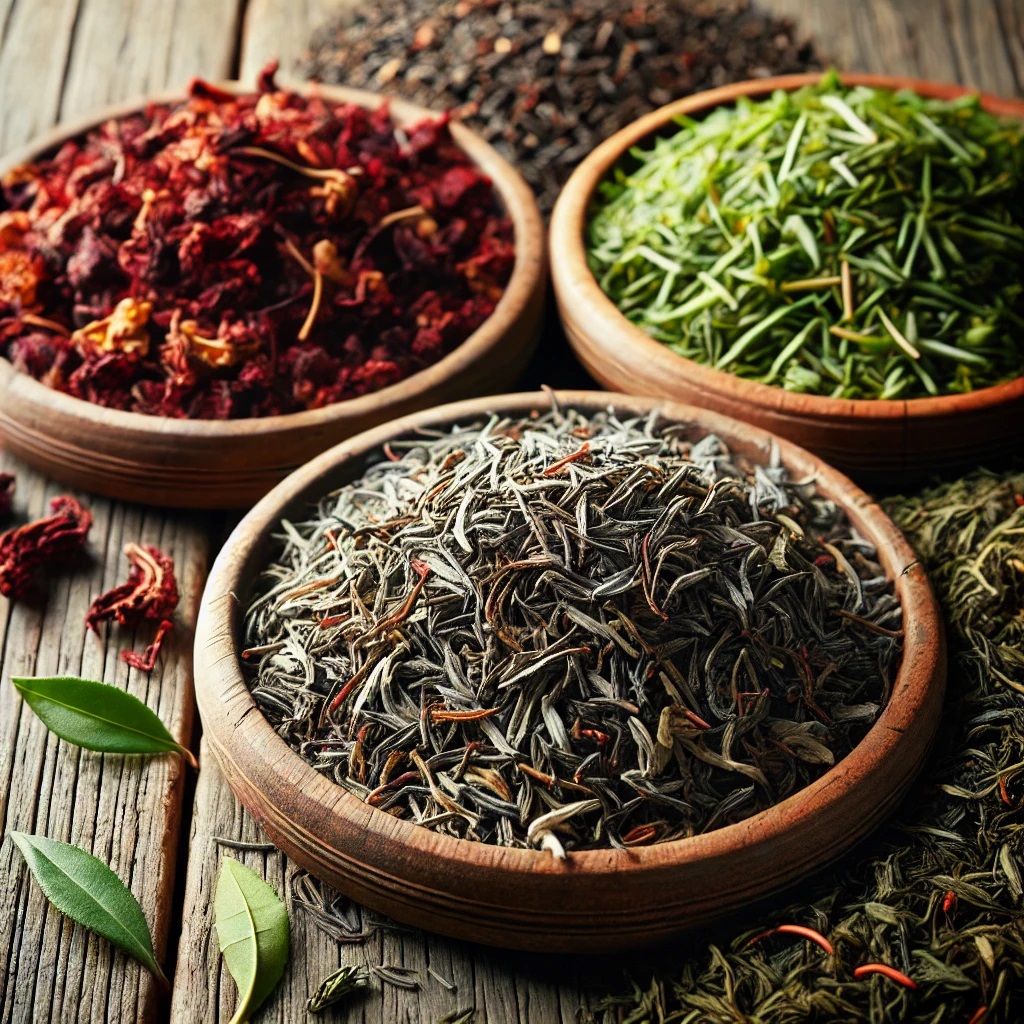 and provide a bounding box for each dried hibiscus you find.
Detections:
[87,542,179,672]
[0,495,92,599]
[0,473,13,517]
[0,62,515,420]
